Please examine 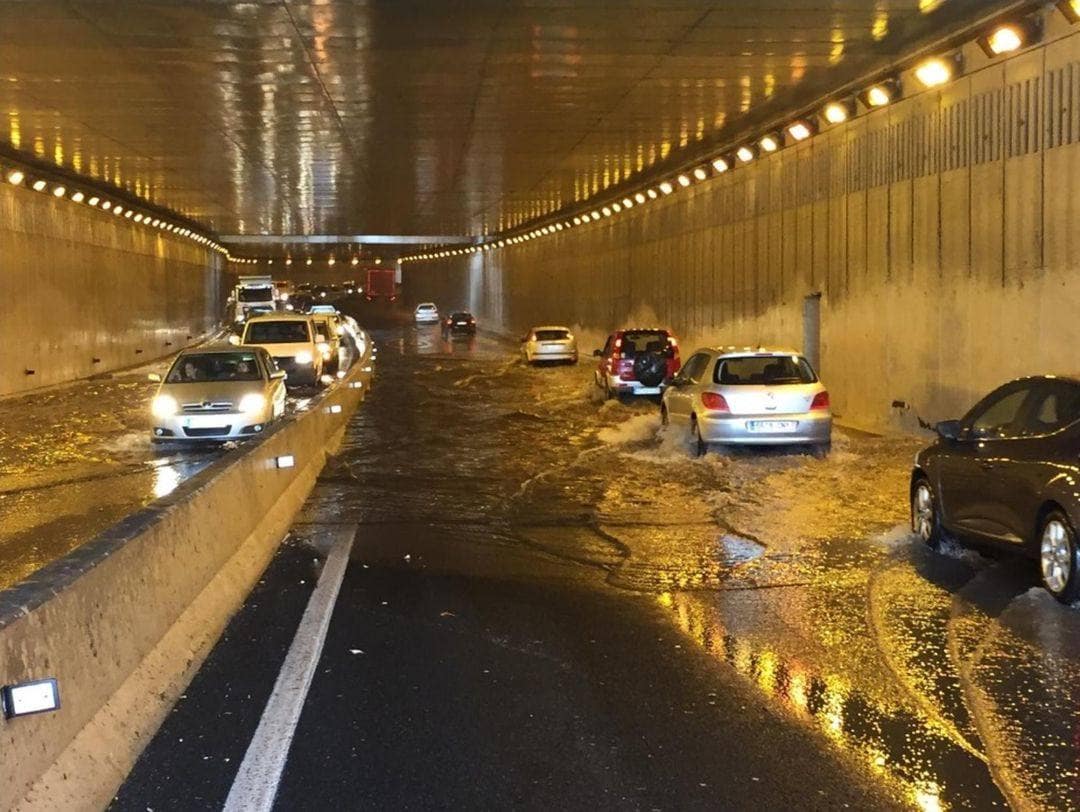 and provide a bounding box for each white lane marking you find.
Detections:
[223,526,356,812]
